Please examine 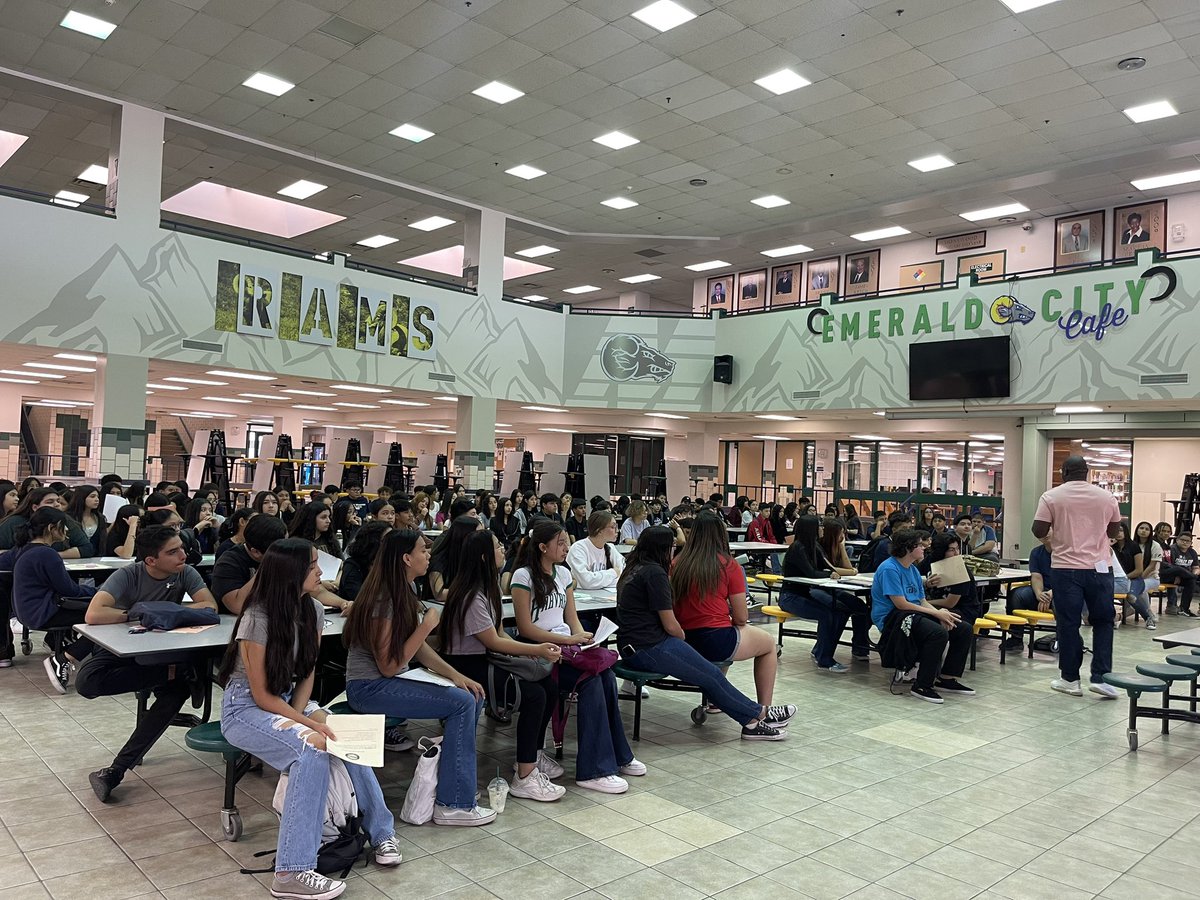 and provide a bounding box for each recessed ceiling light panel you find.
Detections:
[515,245,558,258]
[410,215,455,231]
[619,273,661,283]
[60,10,116,39]
[390,123,434,142]
[960,202,1029,222]
[908,154,955,172]
[752,195,790,208]
[277,180,327,200]
[761,244,813,258]
[1131,168,1200,191]
[594,131,639,150]
[242,72,294,96]
[472,81,524,104]
[754,68,811,95]
[602,197,638,210]
[563,285,601,294]
[851,226,911,242]
[1124,100,1178,123]
[356,234,398,248]
[684,260,730,272]
[632,0,696,32]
